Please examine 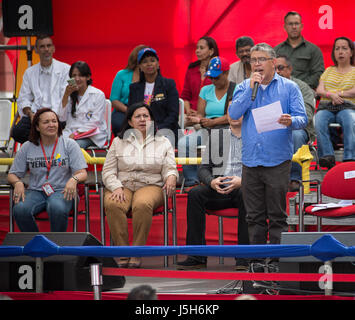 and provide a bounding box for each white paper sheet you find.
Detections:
[344,170,355,179]
[311,200,353,212]
[251,100,286,133]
